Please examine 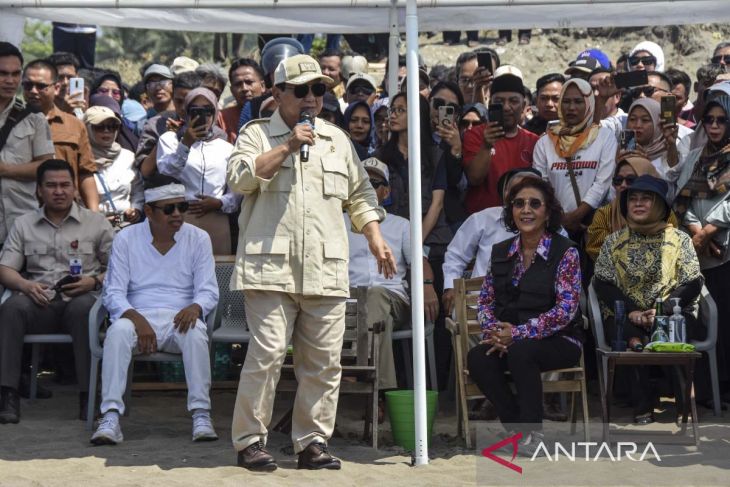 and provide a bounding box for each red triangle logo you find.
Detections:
[481,432,523,474]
